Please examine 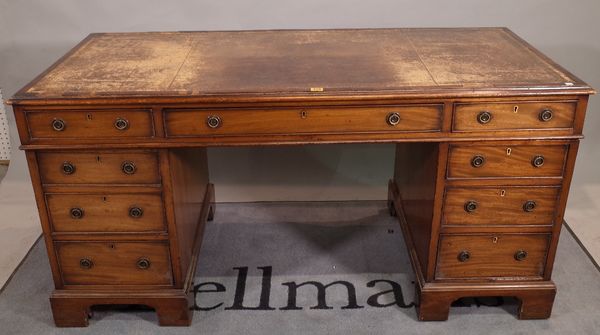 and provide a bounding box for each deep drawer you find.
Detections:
[447,144,567,179]
[436,234,550,279]
[46,193,166,233]
[26,109,155,139]
[443,186,560,226]
[56,241,172,286]
[164,105,443,137]
[38,151,161,185]
[453,101,576,132]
